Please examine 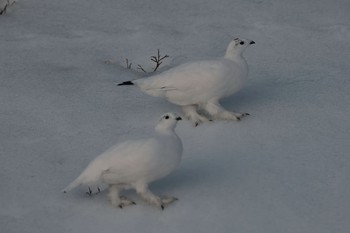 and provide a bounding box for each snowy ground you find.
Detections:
[1,0,350,232]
